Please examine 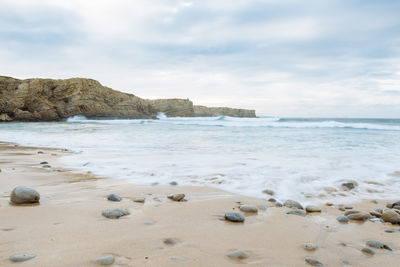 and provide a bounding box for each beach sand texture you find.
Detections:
[1,143,400,266]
